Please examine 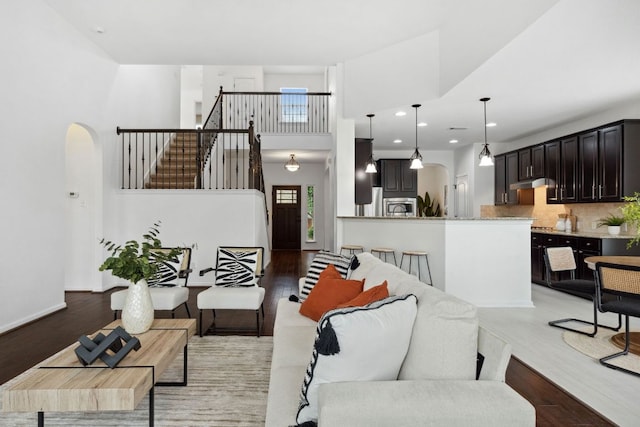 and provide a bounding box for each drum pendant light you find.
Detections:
[479,97,494,167]
[409,104,423,169]
[365,113,377,173]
